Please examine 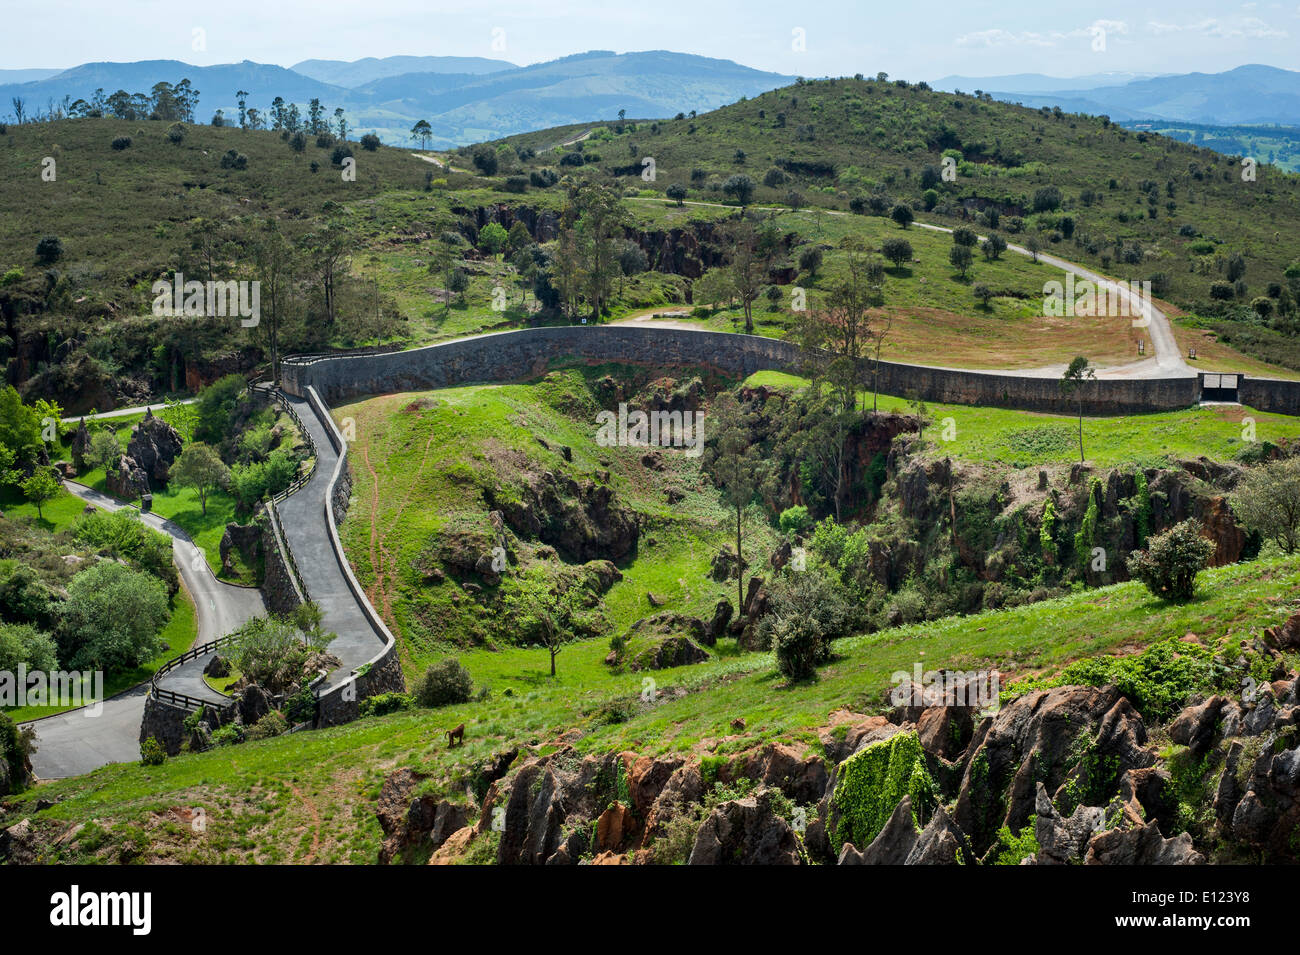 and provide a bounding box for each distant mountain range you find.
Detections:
[0,51,795,147]
[935,64,1300,126]
[933,72,1169,94]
